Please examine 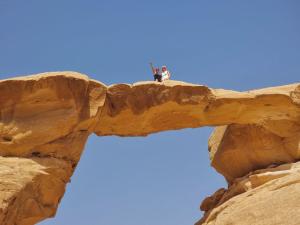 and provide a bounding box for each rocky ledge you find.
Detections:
[0,71,299,224]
